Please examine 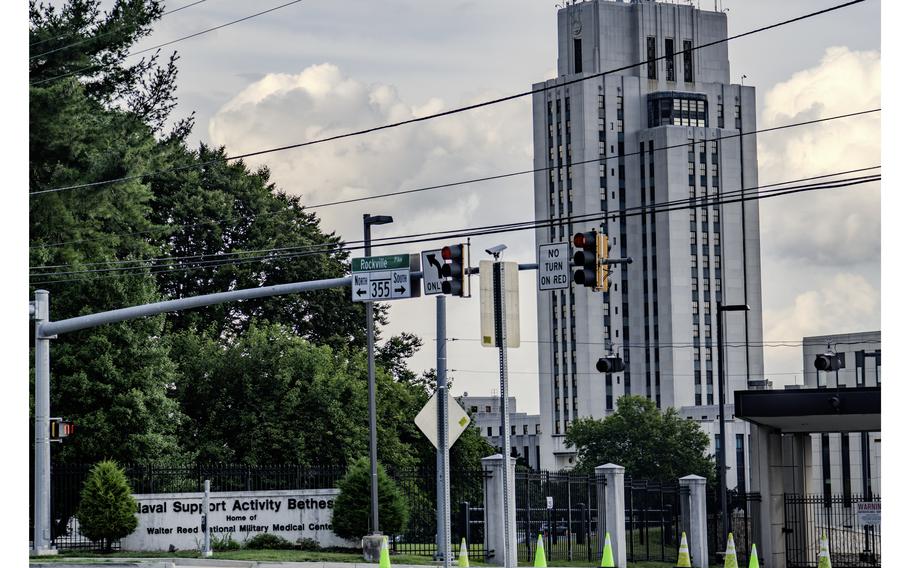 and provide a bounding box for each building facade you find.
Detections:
[460,394,542,470]
[532,0,764,477]
[801,331,881,498]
